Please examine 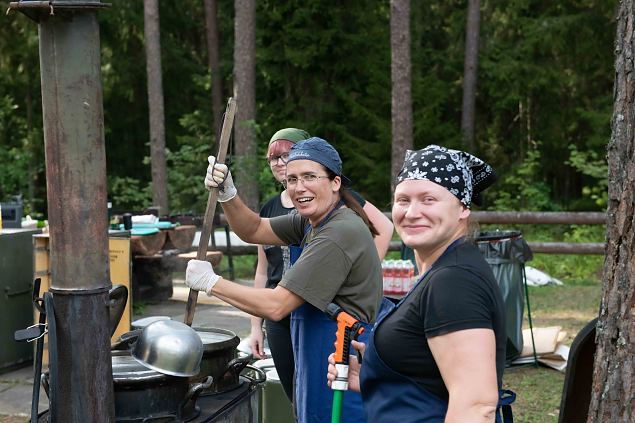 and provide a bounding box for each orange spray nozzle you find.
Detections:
[326,303,364,365]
